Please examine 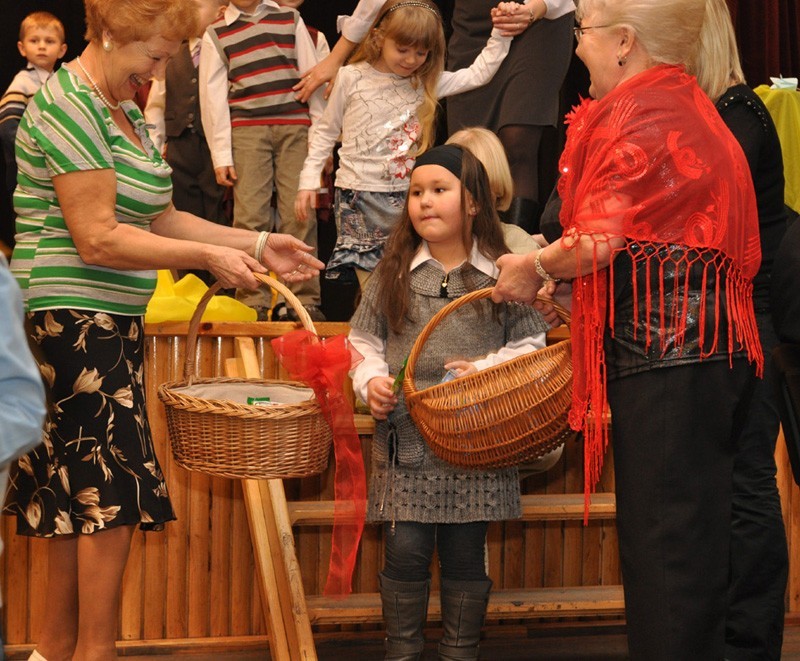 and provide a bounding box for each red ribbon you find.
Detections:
[271,330,367,596]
